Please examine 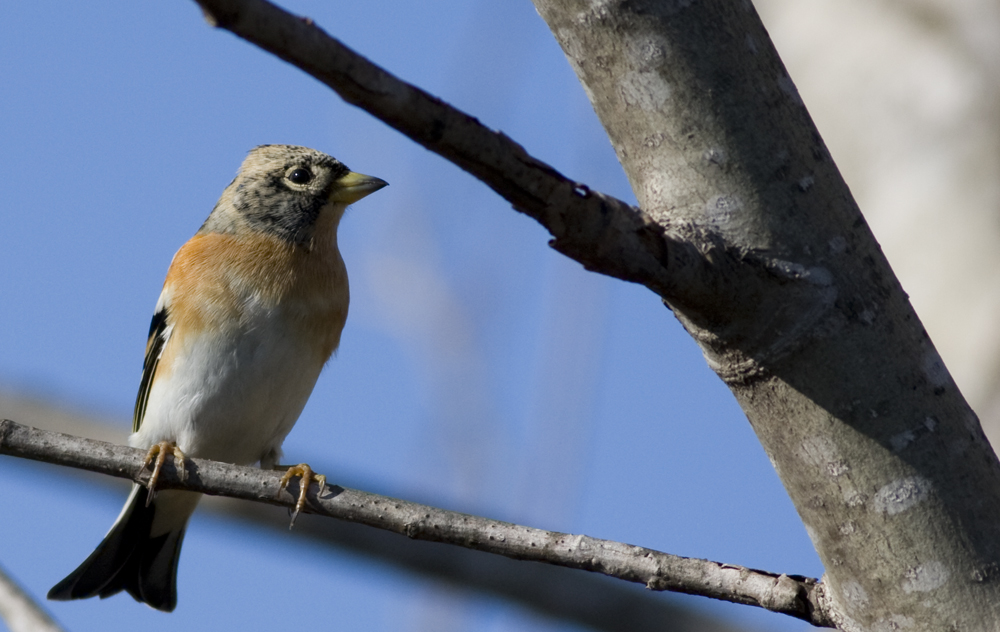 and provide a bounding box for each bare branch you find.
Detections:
[0,419,833,626]
[190,0,712,300]
[6,391,753,632]
[0,561,65,632]
[224,501,754,632]
[175,0,1000,625]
